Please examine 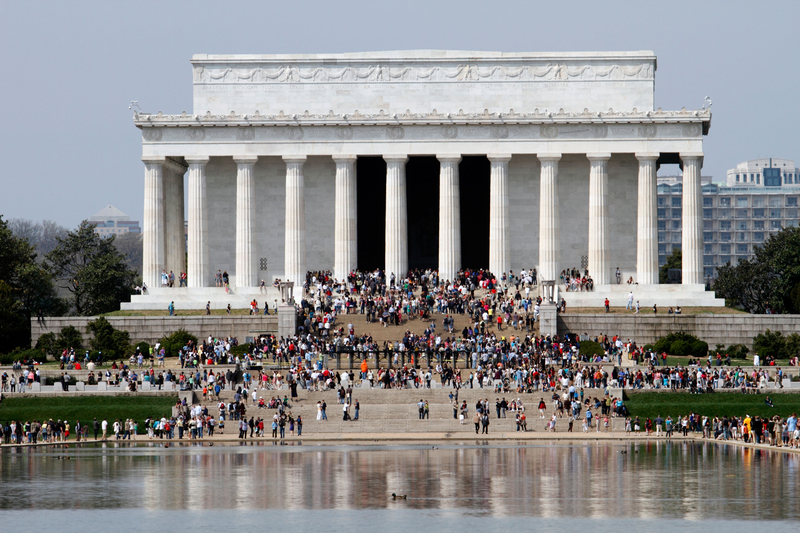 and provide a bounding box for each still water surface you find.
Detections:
[1,441,798,530]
